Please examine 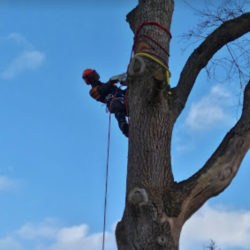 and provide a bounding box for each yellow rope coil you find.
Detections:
[134,53,171,89]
